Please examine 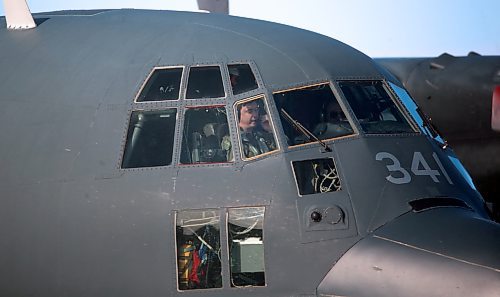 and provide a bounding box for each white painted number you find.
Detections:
[376,151,453,185]
[375,152,411,184]
[411,152,440,182]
